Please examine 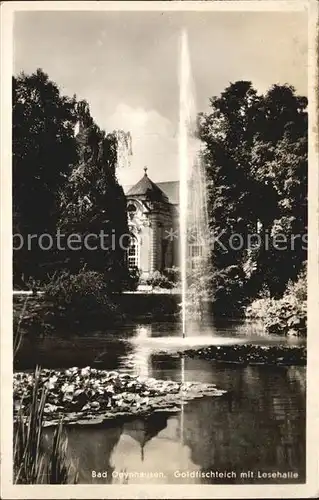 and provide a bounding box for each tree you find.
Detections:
[13,70,132,291]
[198,81,307,306]
[58,101,130,290]
[13,69,78,283]
[198,82,262,273]
[250,131,307,296]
